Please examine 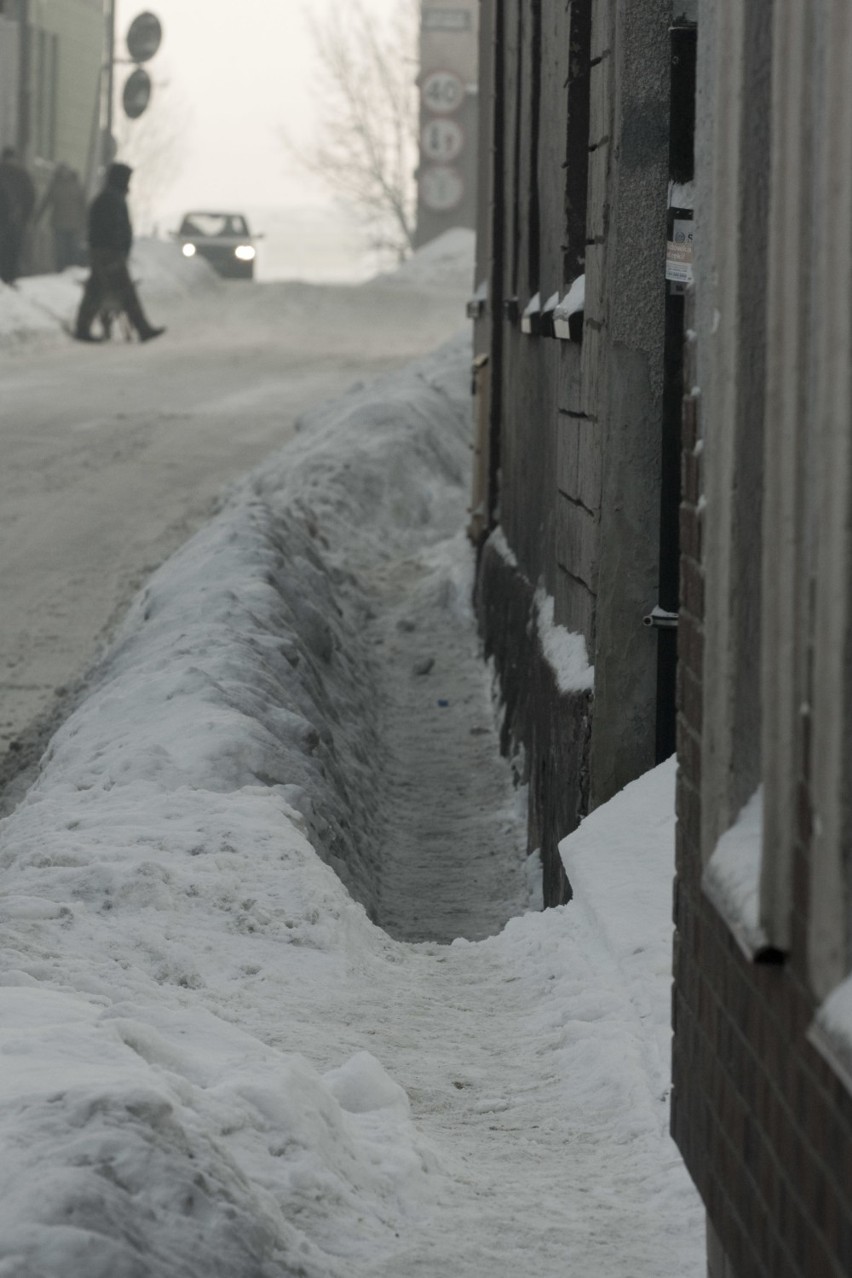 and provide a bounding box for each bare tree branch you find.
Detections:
[292,0,419,263]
